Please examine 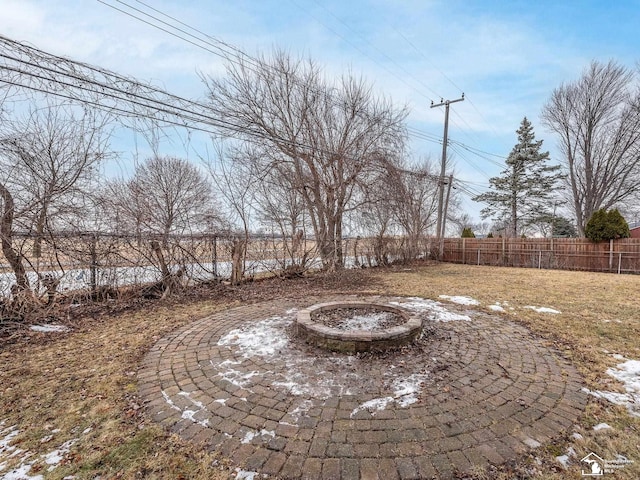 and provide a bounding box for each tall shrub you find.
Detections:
[585,208,630,242]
